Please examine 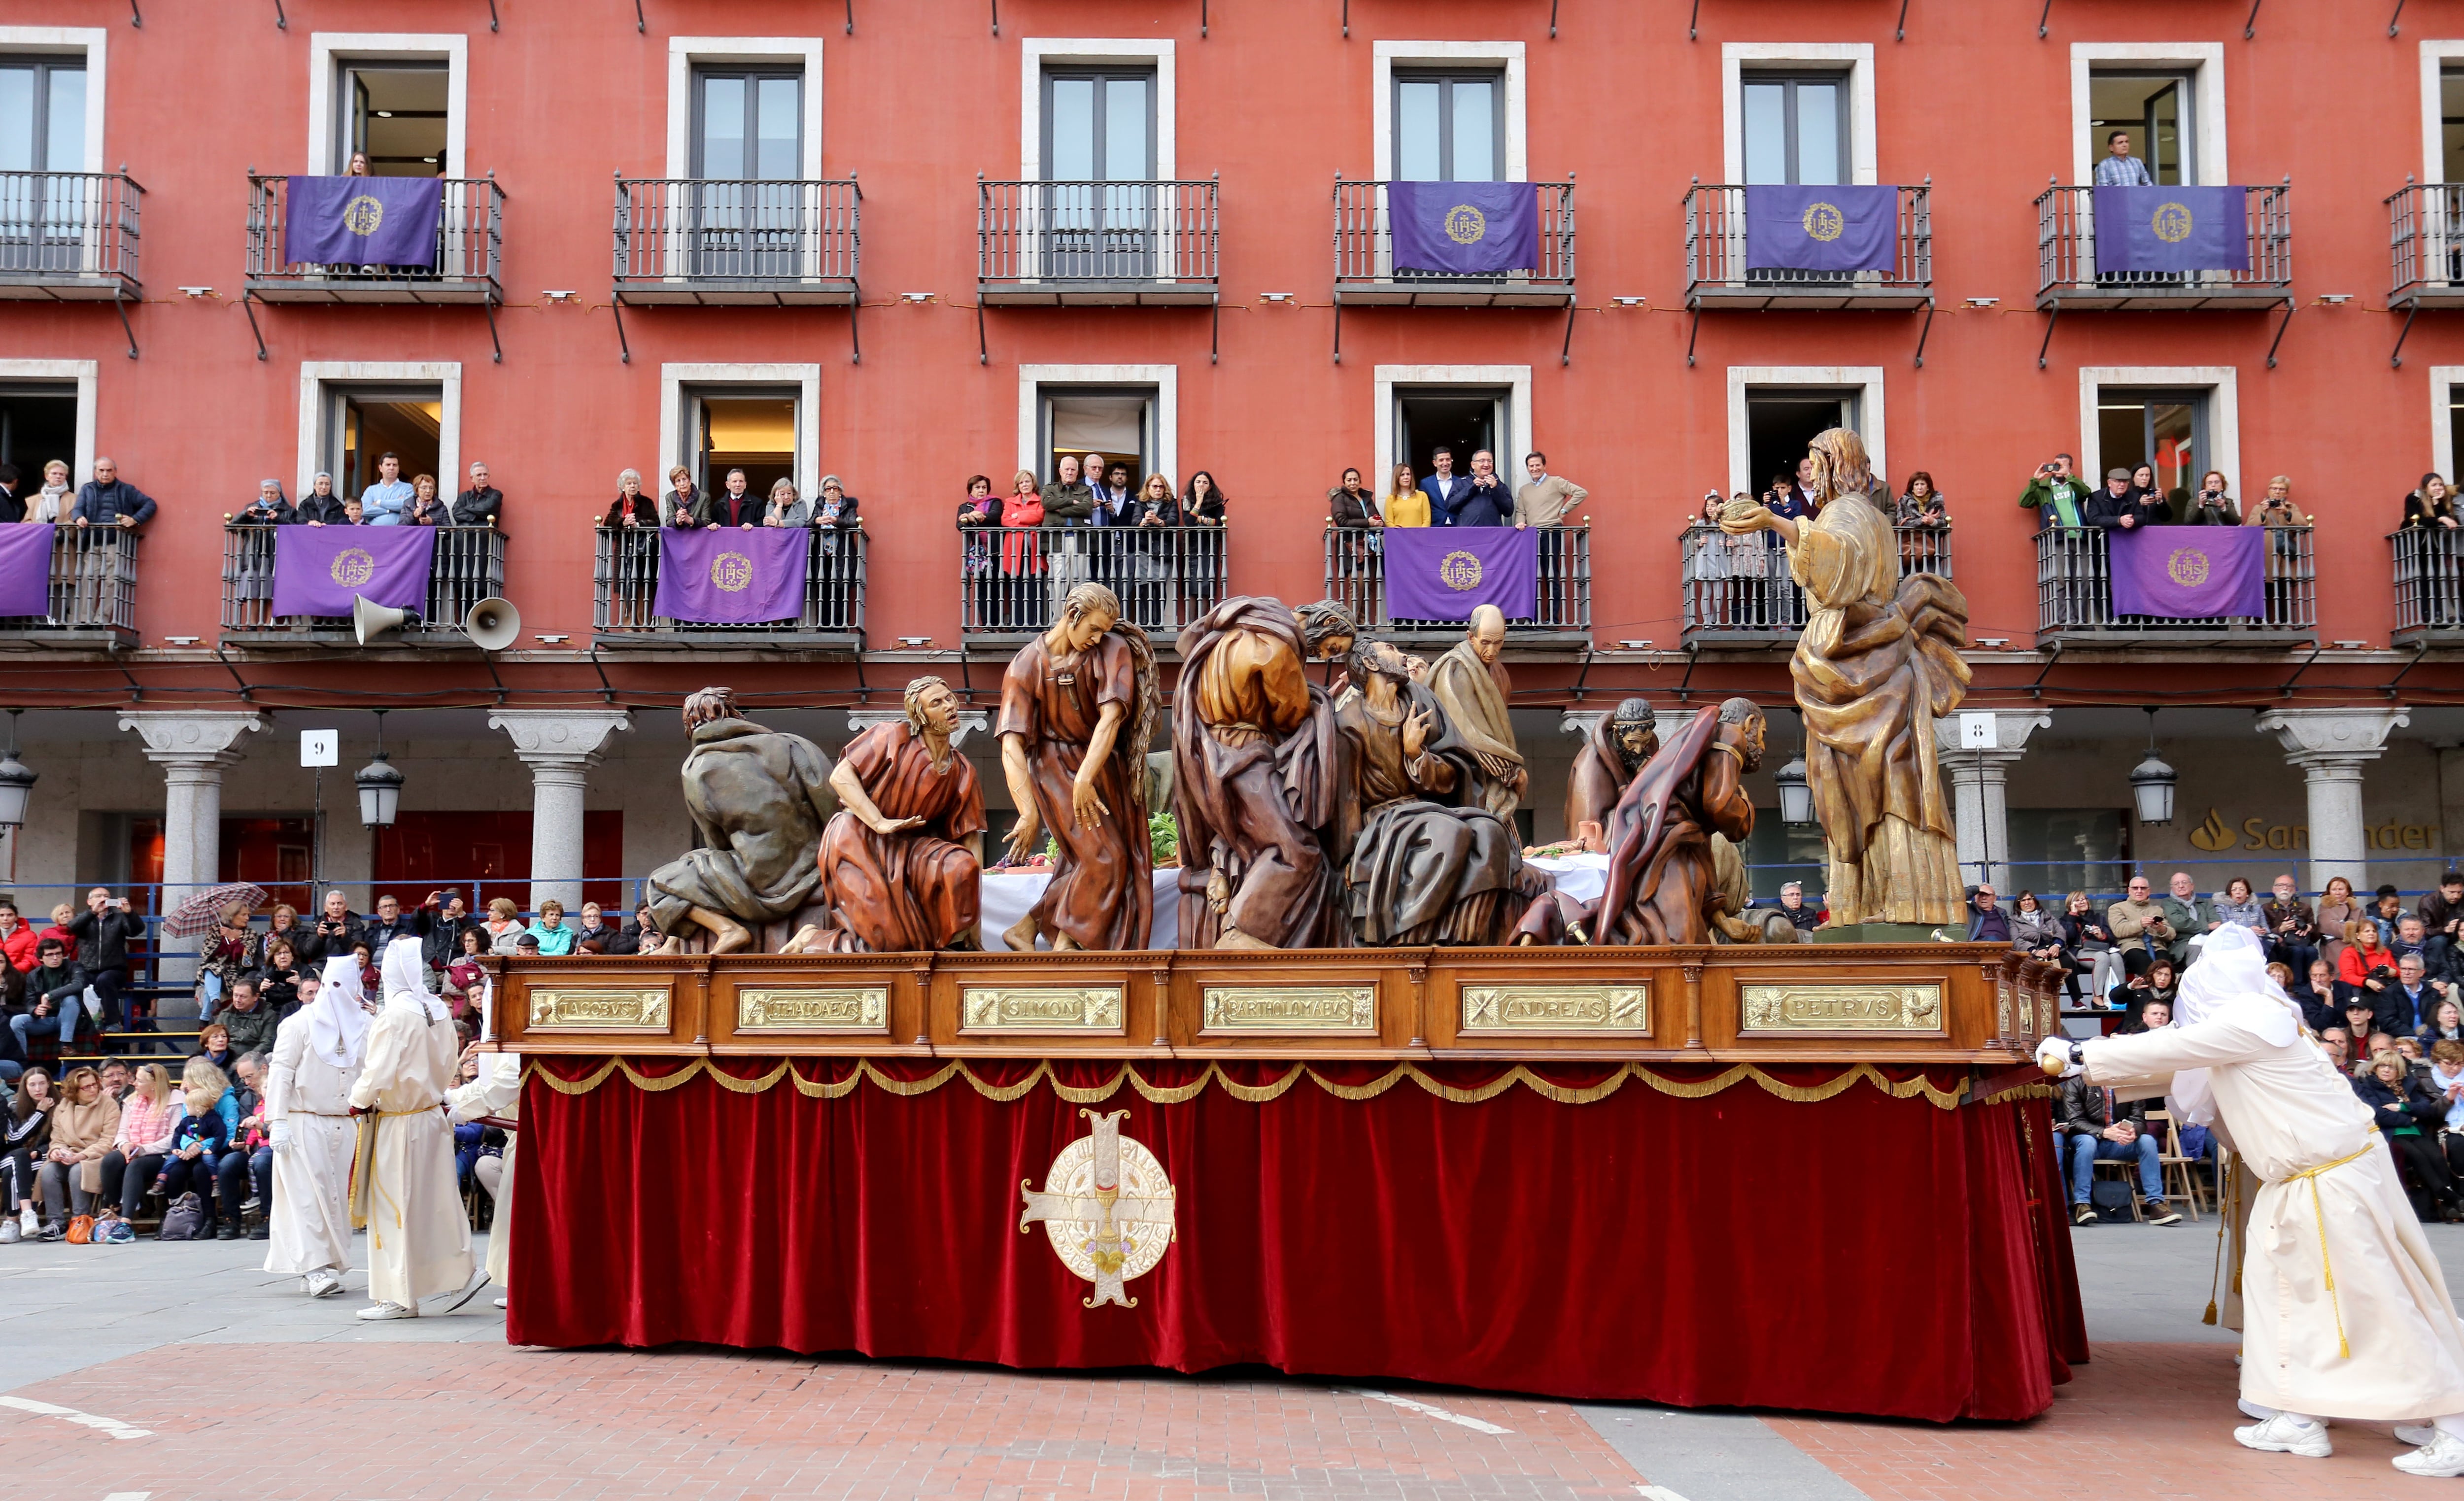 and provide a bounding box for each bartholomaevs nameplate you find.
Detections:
[1198,985,1377,1035]
[1738,982,1944,1035]
[959,986,1127,1034]
[737,986,890,1035]
[527,987,672,1031]
[1458,983,1649,1036]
